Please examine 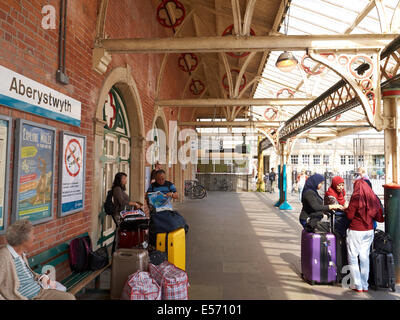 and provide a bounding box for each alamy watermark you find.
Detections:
[41,5,56,30]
